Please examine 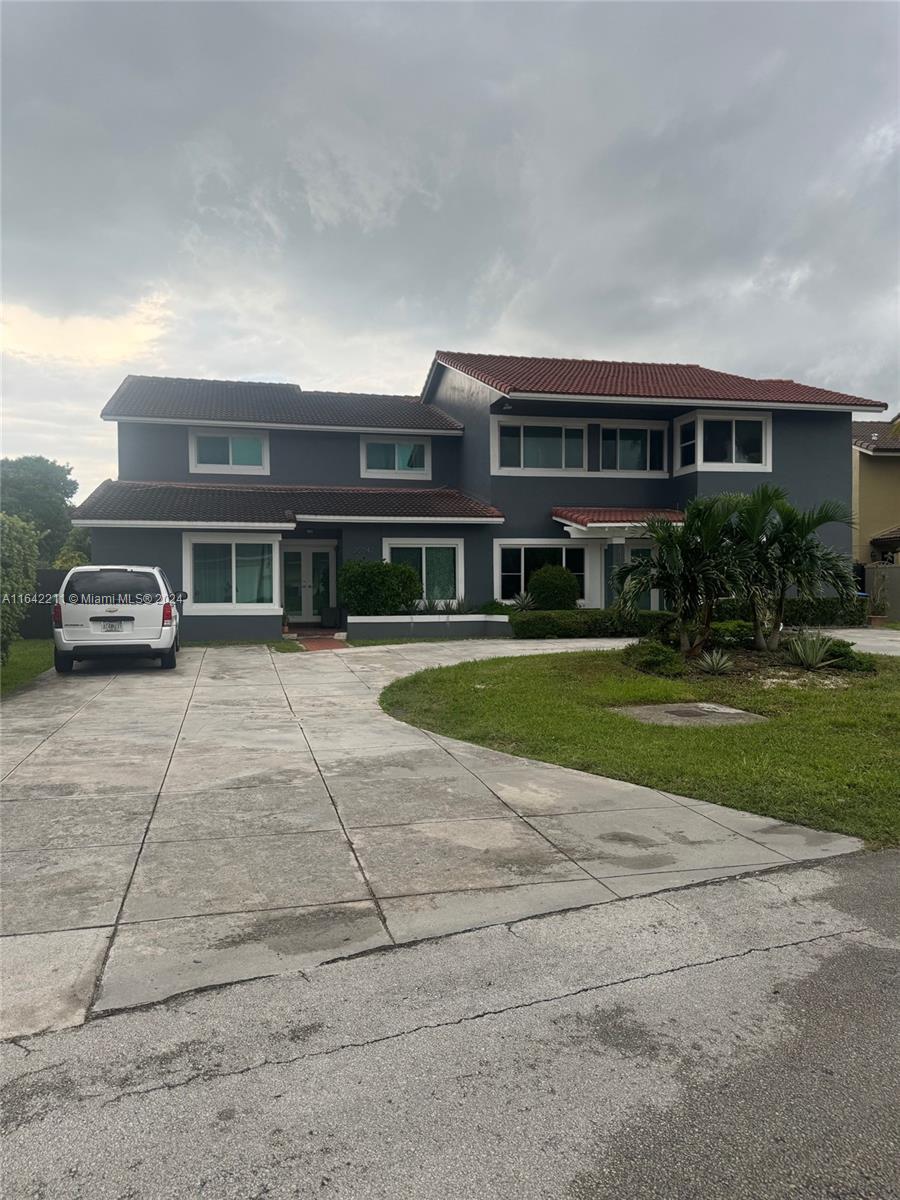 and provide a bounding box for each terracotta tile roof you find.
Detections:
[433,352,886,410]
[552,506,684,528]
[102,375,463,432]
[852,421,900,452]
[870,525,900,548]
[75,480,503,525]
